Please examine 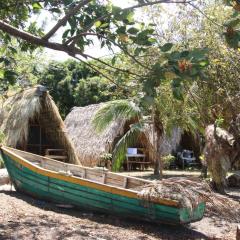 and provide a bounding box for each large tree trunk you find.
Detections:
[204,124,234,194]
[153,108,164,178]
